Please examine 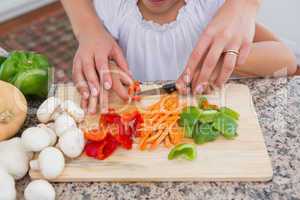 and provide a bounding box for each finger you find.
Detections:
[95,55,112,90]
[192,69,208,95]
[99,84,109,113]
[81,99,88,113]
[111,45,131,75]
[195,38,226,89]
[112,78,130,101]
[72,56,90,100]
[82,56,100,97]
[237,41,251,65]
[176,33,212,92]
[215,50,238,87]
[88,96,98,114]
